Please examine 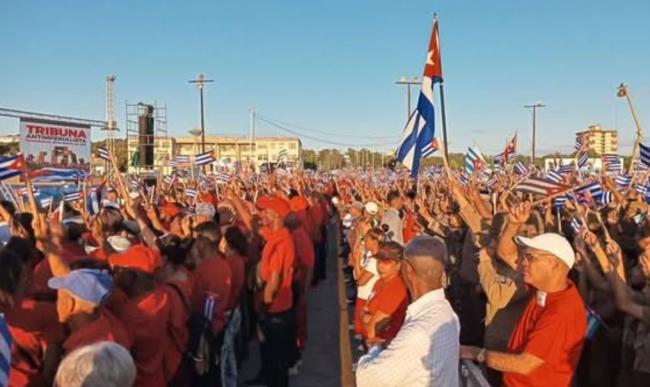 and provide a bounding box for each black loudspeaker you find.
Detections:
[138,106,154,166]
